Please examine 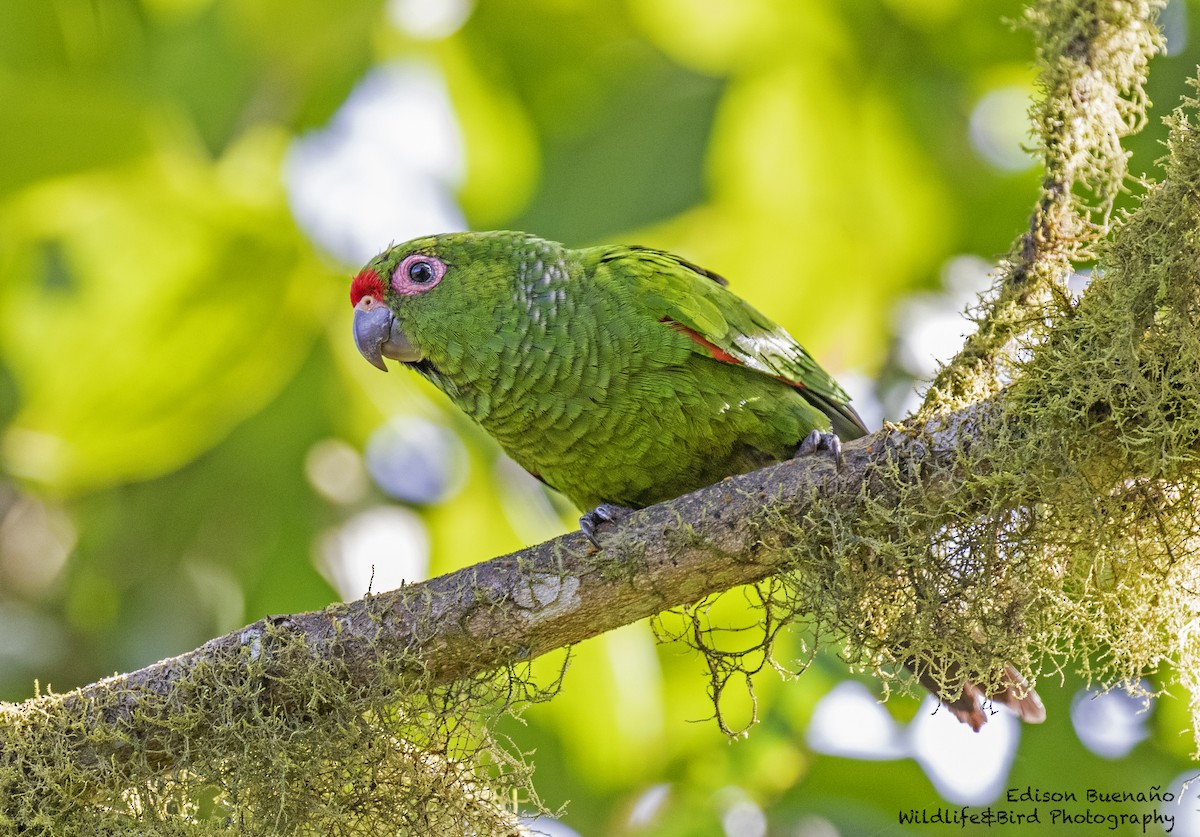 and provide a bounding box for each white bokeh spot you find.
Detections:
[807,680,907,761]
[387,0,473,40]
[317,506,429,600]
[910,697,1019,804]
[285,63,466,266]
